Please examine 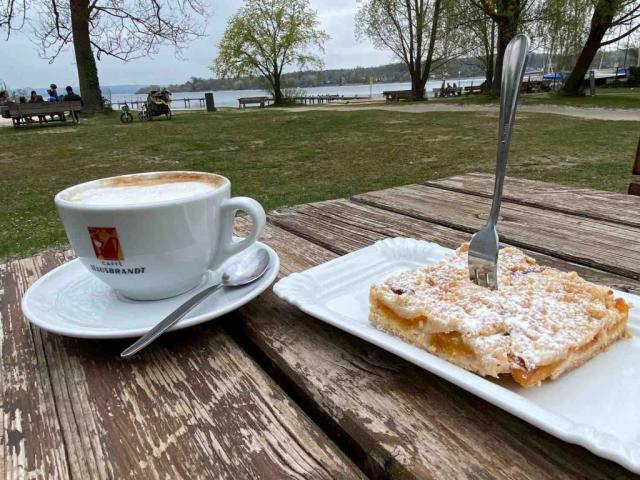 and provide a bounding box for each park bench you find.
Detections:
[521,80,551,93]
[433,87,462,97]
[238,97,270,109]
[629,137,640,196]
[7,101,83,127]
[464,85,483,95]
[383,90,415,102]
